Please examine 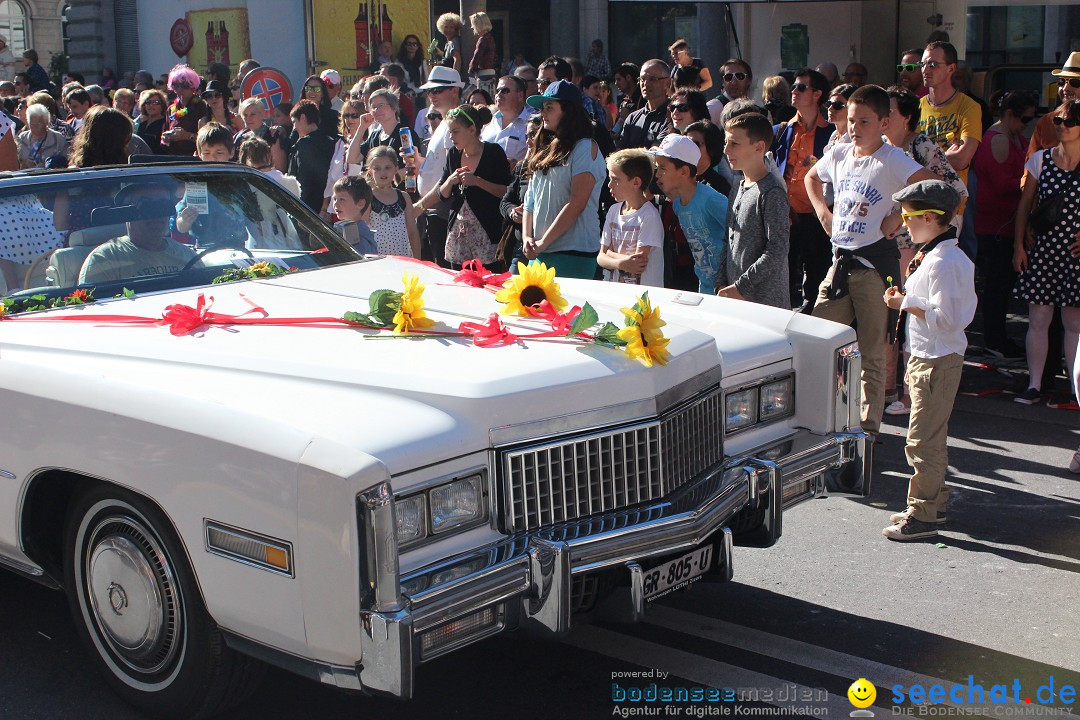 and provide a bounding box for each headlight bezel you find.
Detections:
[394,469,489,550]
[724,372,796,436]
